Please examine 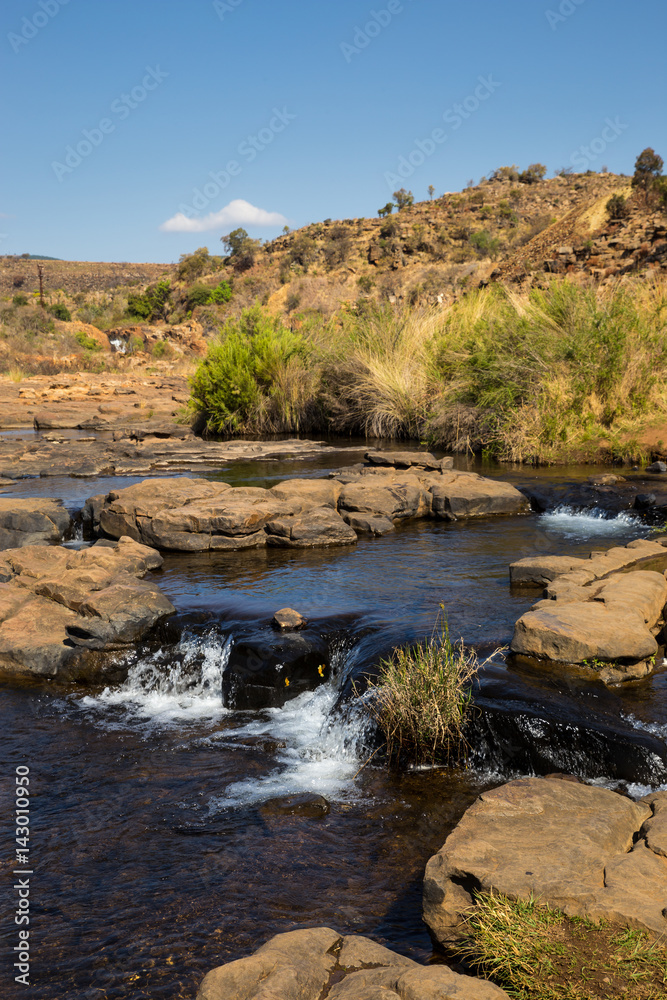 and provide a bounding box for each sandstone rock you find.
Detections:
[510,555,589,586]
[511,602,658,665]
[271,478,342,509]
[364,449,453,471]
[423,777,667,946]
[647,461,667,473]
[429,474,528,519]
[272,607,306,629]
[196,927,510,1000]
[339,480,429,521]
[0,498,71,548]
[0,536,173,679]
[342,512,395,535]
[266,506,357,548]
